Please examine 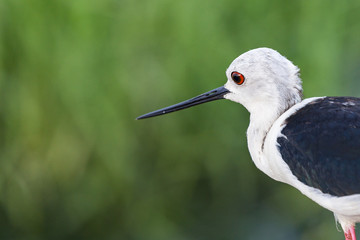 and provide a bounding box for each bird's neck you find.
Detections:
[246,101,289,172]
